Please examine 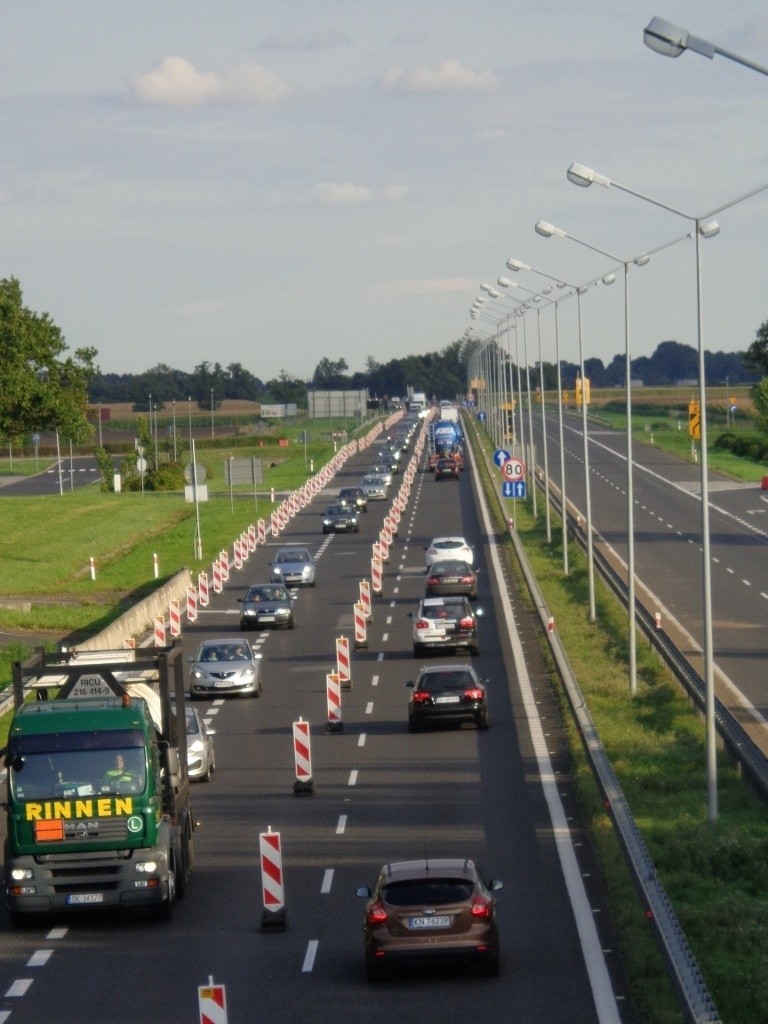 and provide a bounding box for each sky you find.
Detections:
[1,1,766,386]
